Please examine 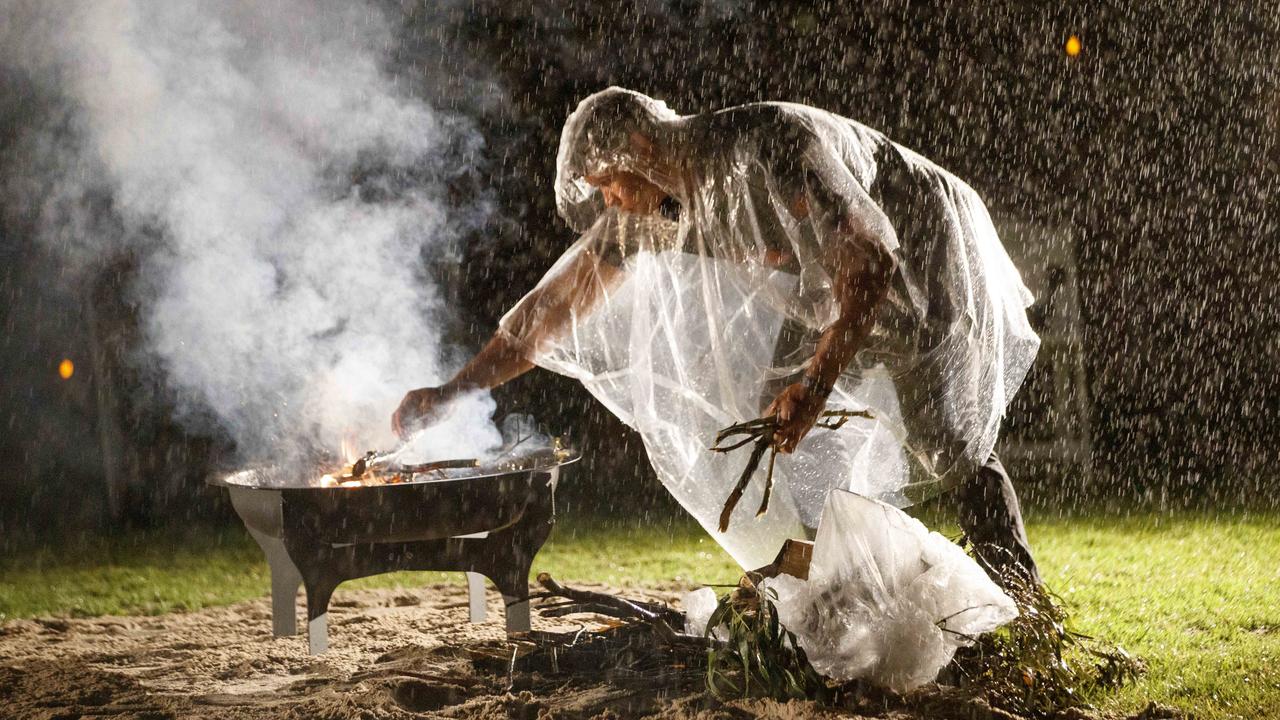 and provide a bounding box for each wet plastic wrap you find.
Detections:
[762,491,1018,692]
[682,586,724,640]
[499,88,1039,569]
[681,491,1016,691]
